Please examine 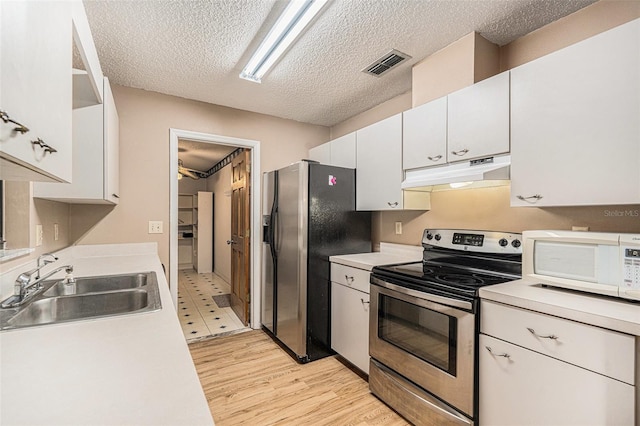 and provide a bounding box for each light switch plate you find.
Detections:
[395,222,402,235]
[148,221,163,234]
